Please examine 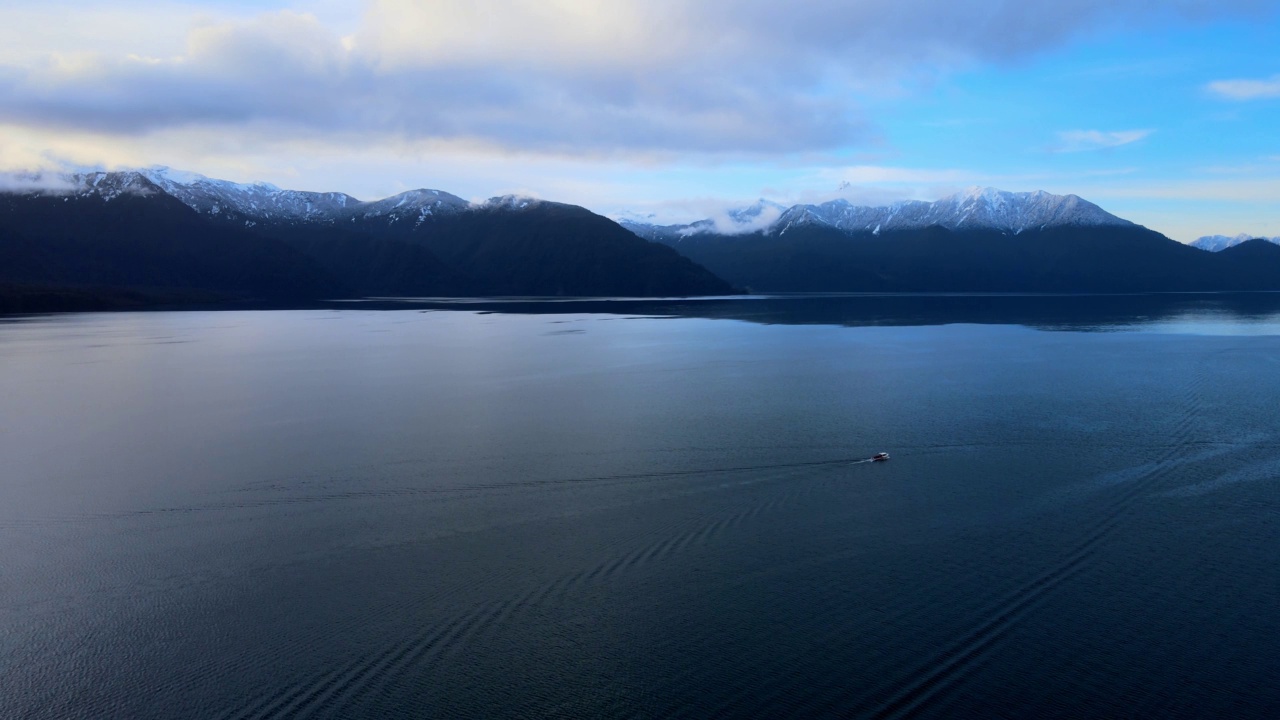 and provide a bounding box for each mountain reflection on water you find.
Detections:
[349,292,1280,334]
